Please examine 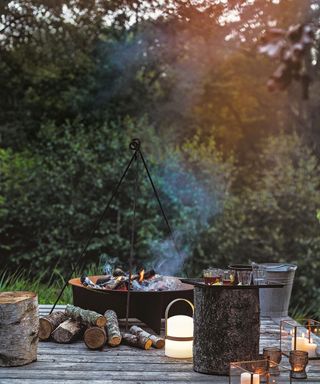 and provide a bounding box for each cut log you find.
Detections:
[51,319,82,343]
[39,311,67,340]
[0,291,38,366]
[84,326,106,350]
[104,276,126,290]
[65,304,106,327]
[104,309,122,346]
[129,325,164,349]
[96,275,111,286]
[121,332,152,350]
